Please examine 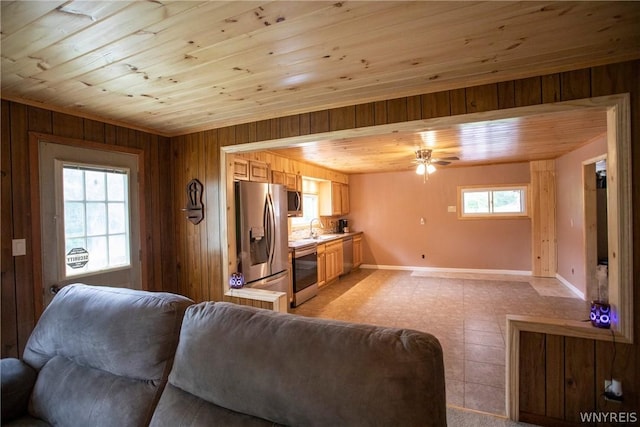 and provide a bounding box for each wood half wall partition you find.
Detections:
[508,316,636,426]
